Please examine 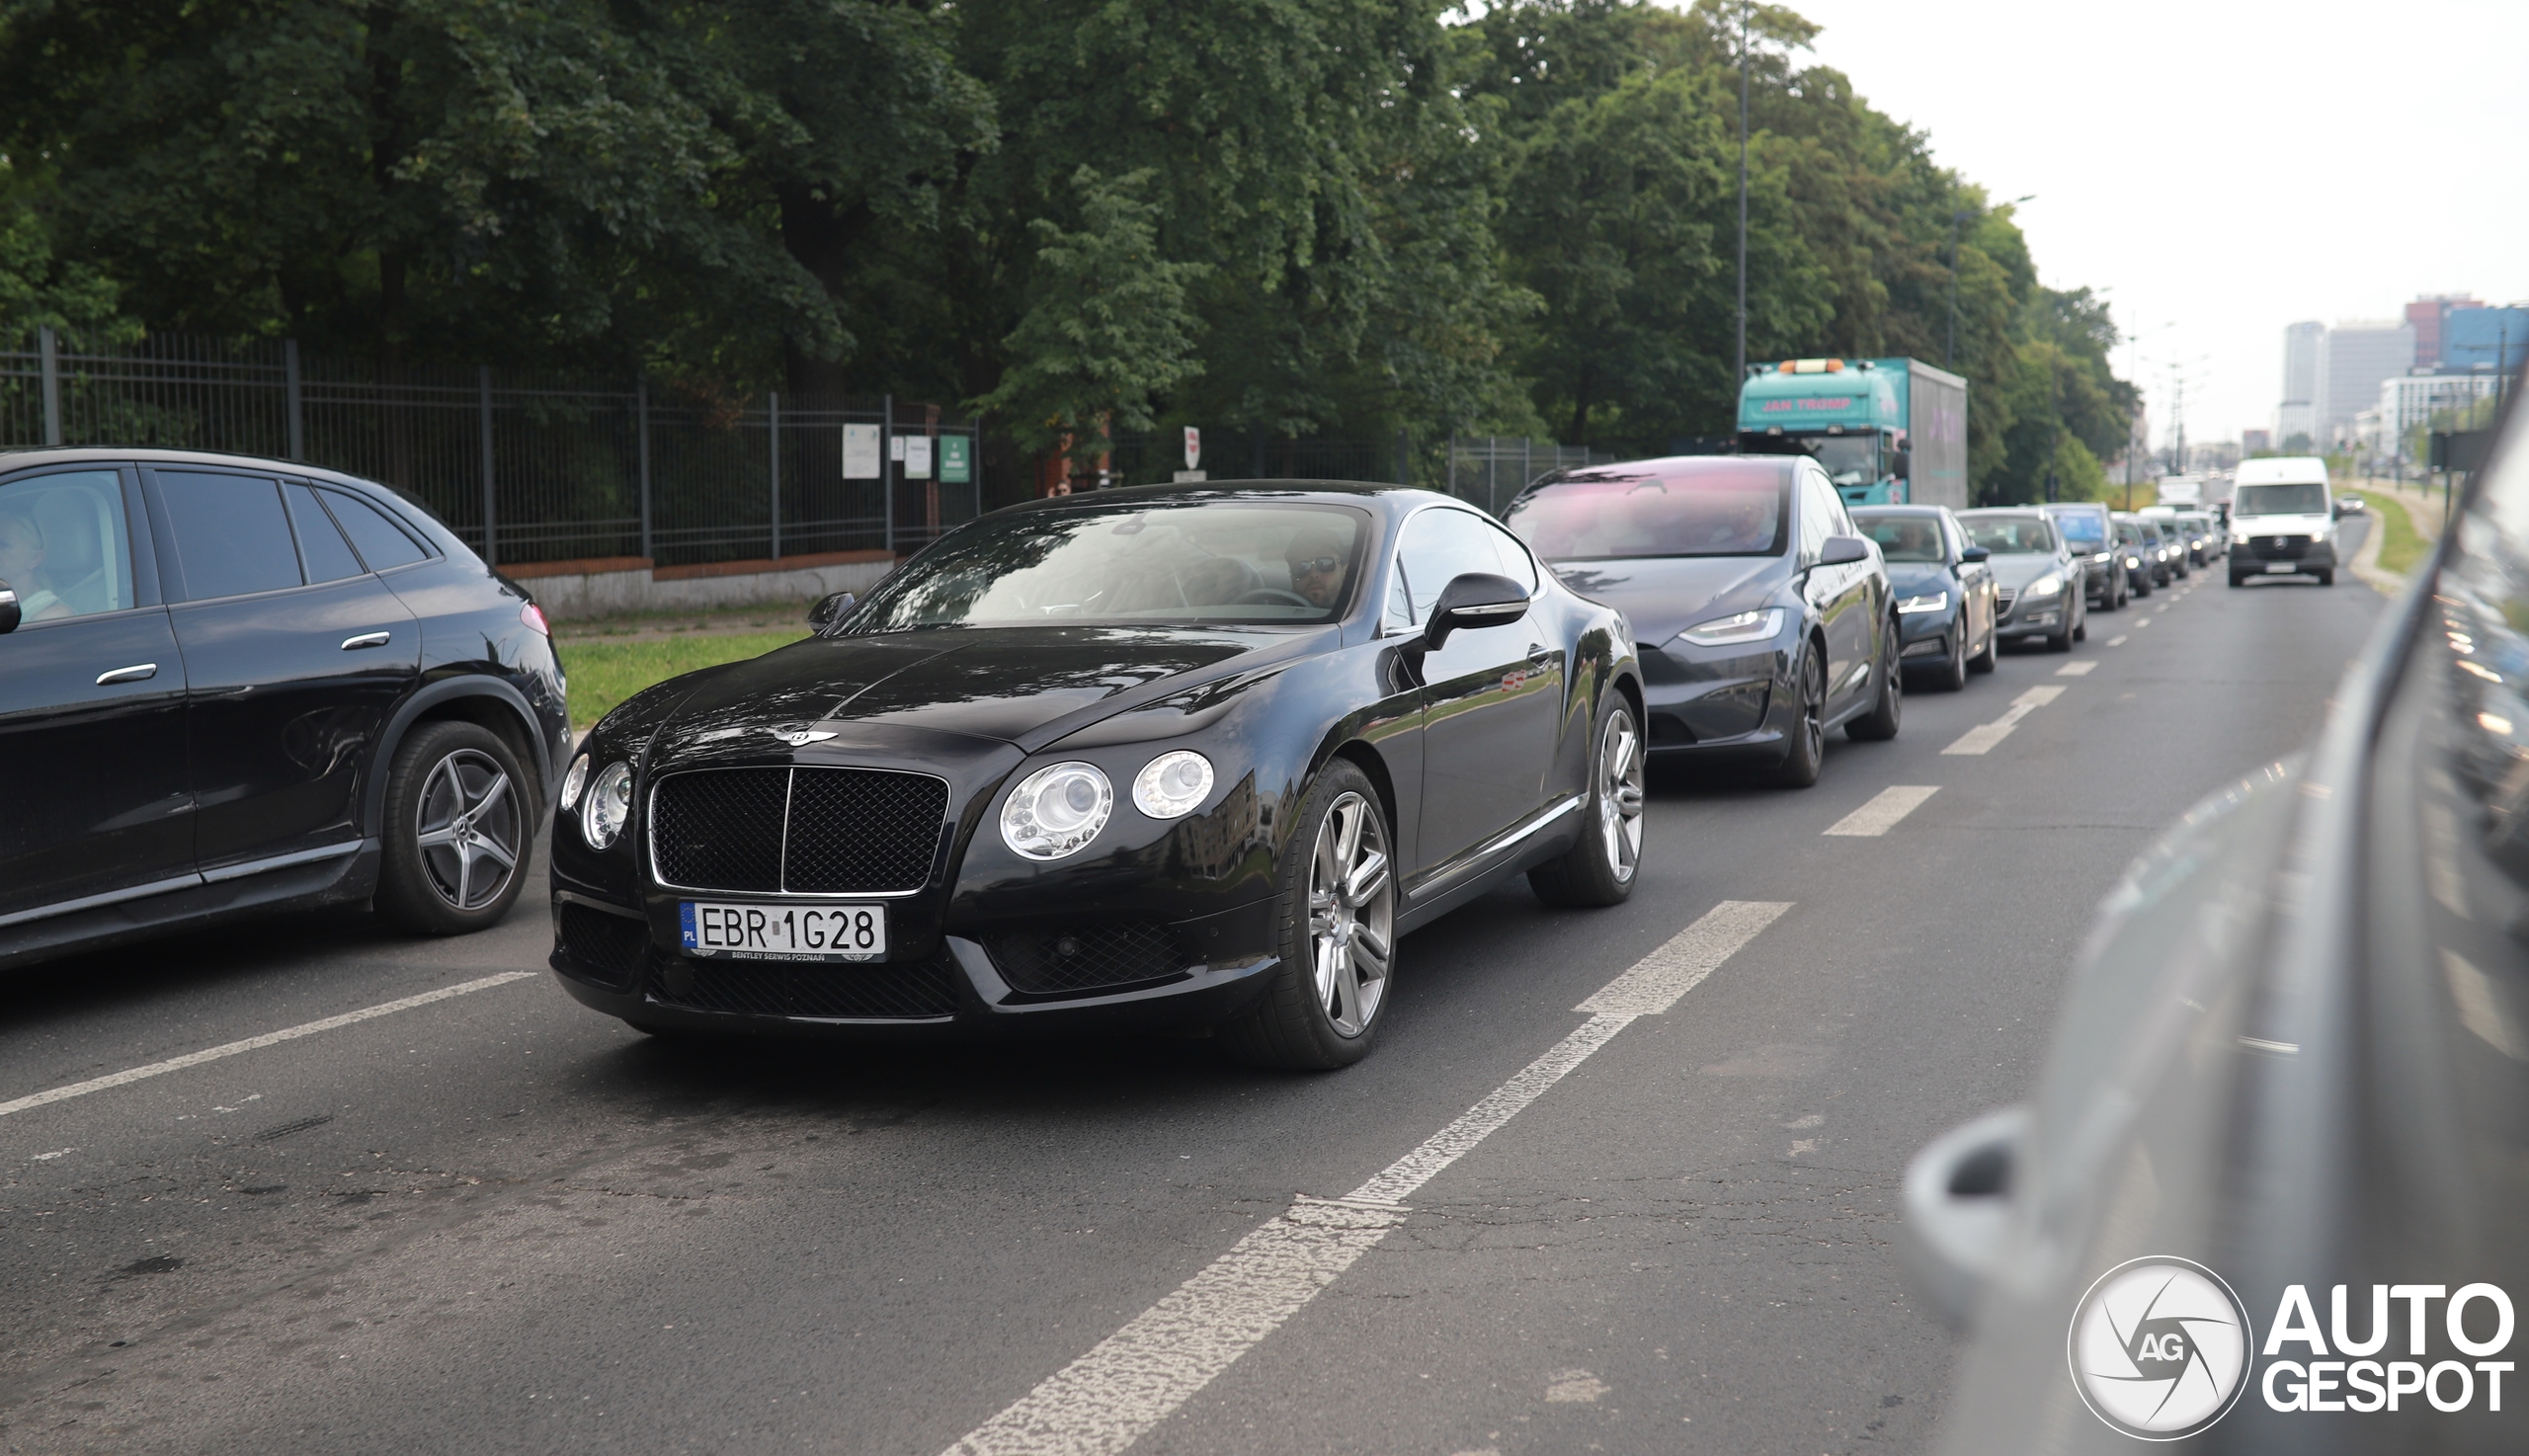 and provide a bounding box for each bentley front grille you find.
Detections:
[650,767,948,895]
